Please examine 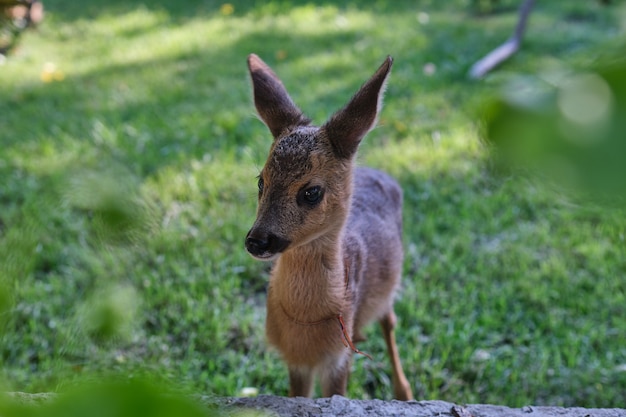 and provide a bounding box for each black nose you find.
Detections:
[245,229,291,258]
[246,235,270,253]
